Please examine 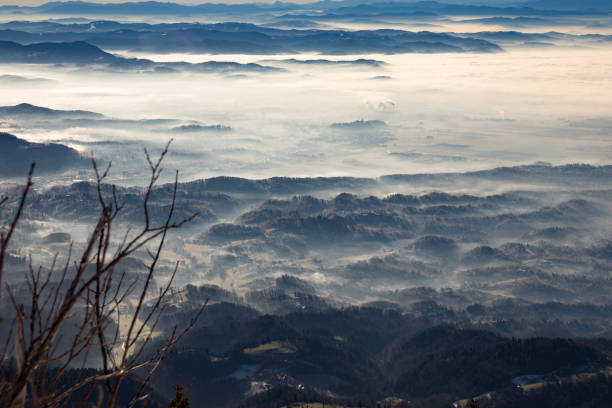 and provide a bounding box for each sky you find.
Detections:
[0,0,275,5]
[0,0,523,7]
